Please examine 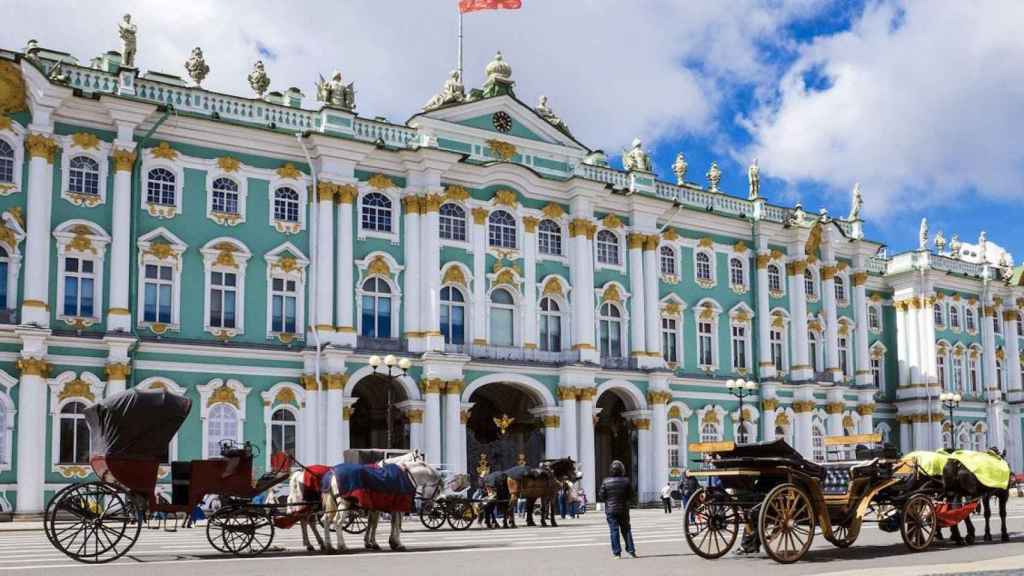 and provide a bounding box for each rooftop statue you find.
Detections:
[316,70,356,111]
[535,95,571,136]
[978,230,988,260]
[706,161,722,192]
[622,137,652,173]
[248,60,270,97]
[918,218,928,251]
[934,230,946,253]
[849,183,863,220]
[747,158,760,199]
[949,234,962,258]
[424,69,465,110]
[118,14,137,68]
[791,202,807,225]
[672,152,688,185]
[184,46,209,86]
